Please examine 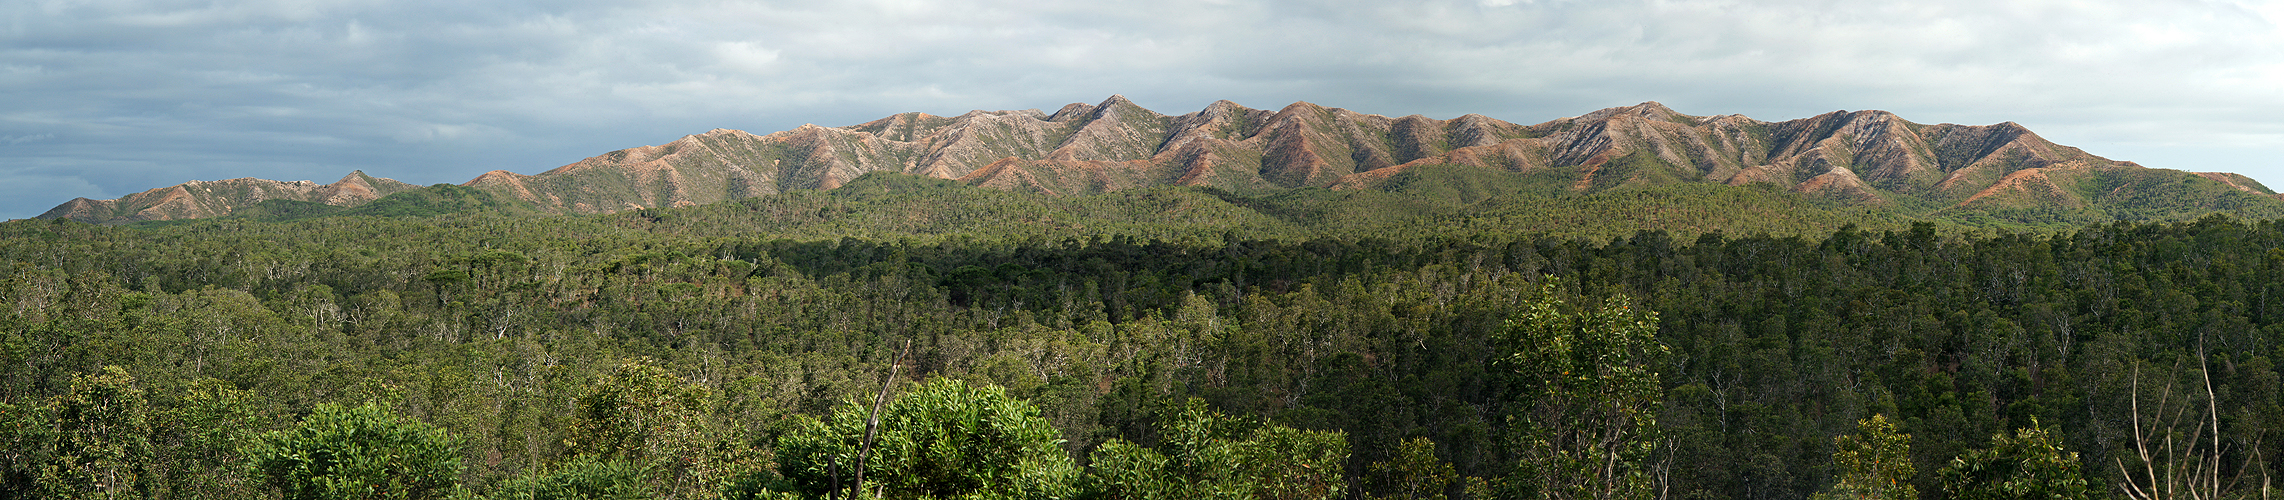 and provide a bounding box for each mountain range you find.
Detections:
[39,96,2284,225]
